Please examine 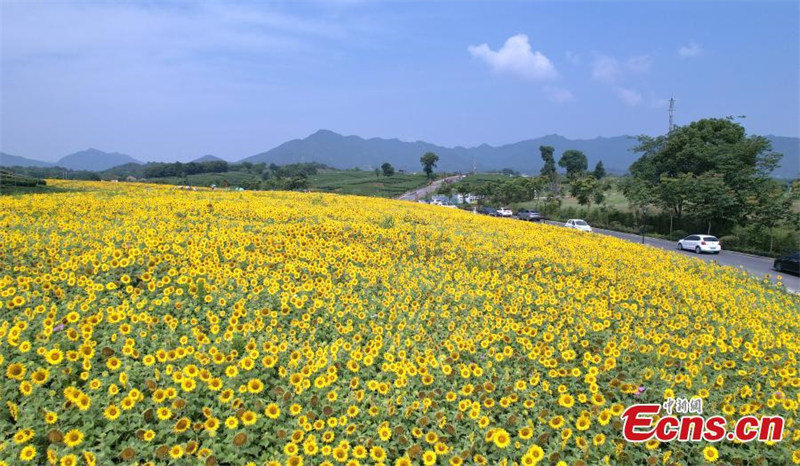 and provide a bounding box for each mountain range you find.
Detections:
[0,148,142,171]
[2,131,798,178]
